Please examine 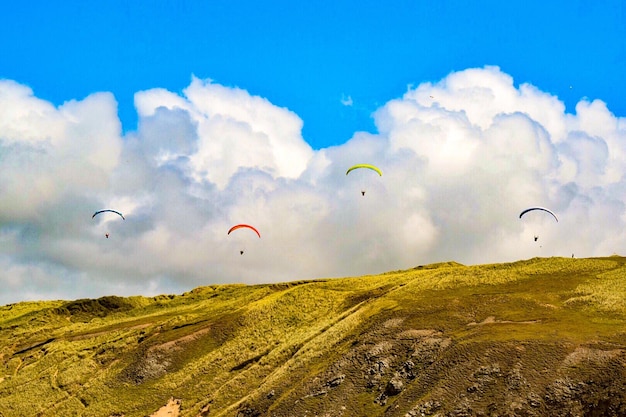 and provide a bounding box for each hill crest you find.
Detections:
[2,256,626,416]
